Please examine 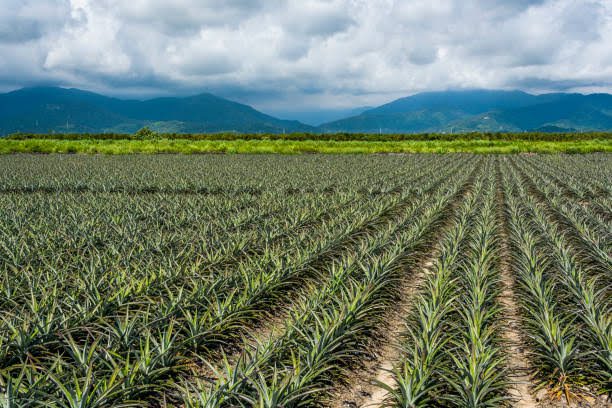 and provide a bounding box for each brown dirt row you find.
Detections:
[495,158,540,408]
[331,258,434,408]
